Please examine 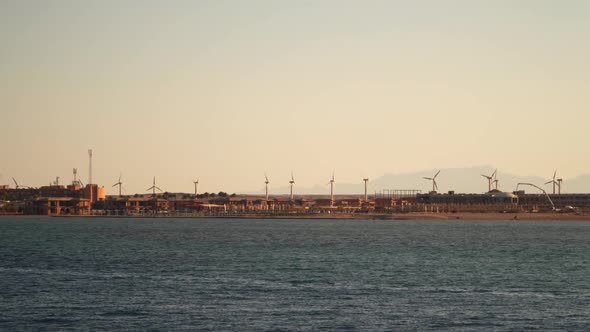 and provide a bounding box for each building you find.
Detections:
[83,184,106,203]
[28,197,91,215]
